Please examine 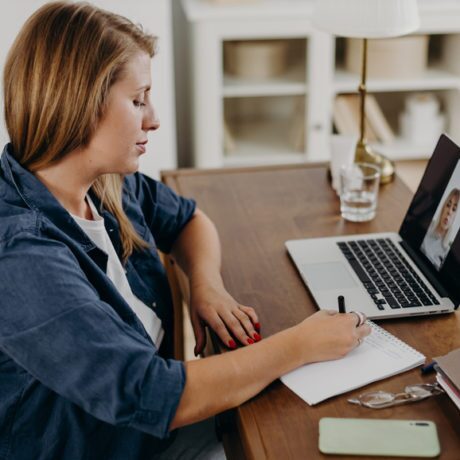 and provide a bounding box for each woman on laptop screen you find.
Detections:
[421,187,460,270]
